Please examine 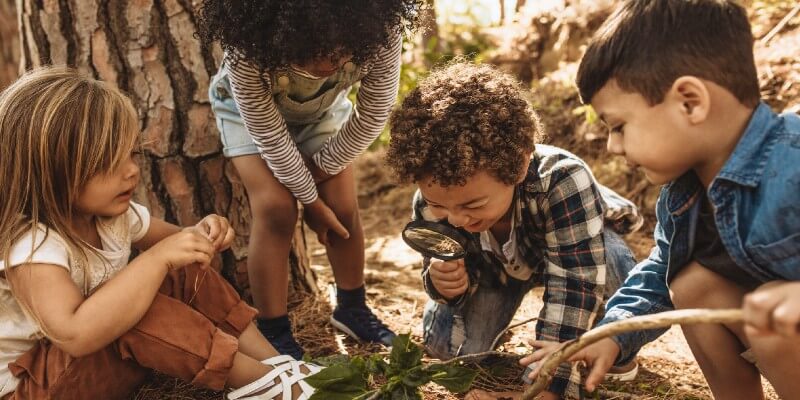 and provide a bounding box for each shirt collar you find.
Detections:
[715,102,780,188]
